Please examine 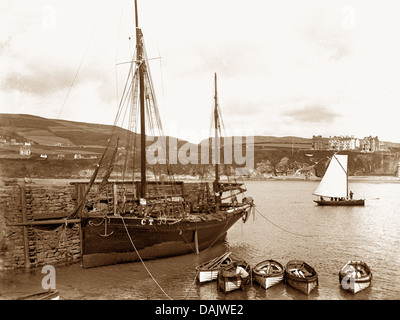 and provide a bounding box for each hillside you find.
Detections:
[1,113,400,179]
[0,113,194,159]
[0,113,130,148]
